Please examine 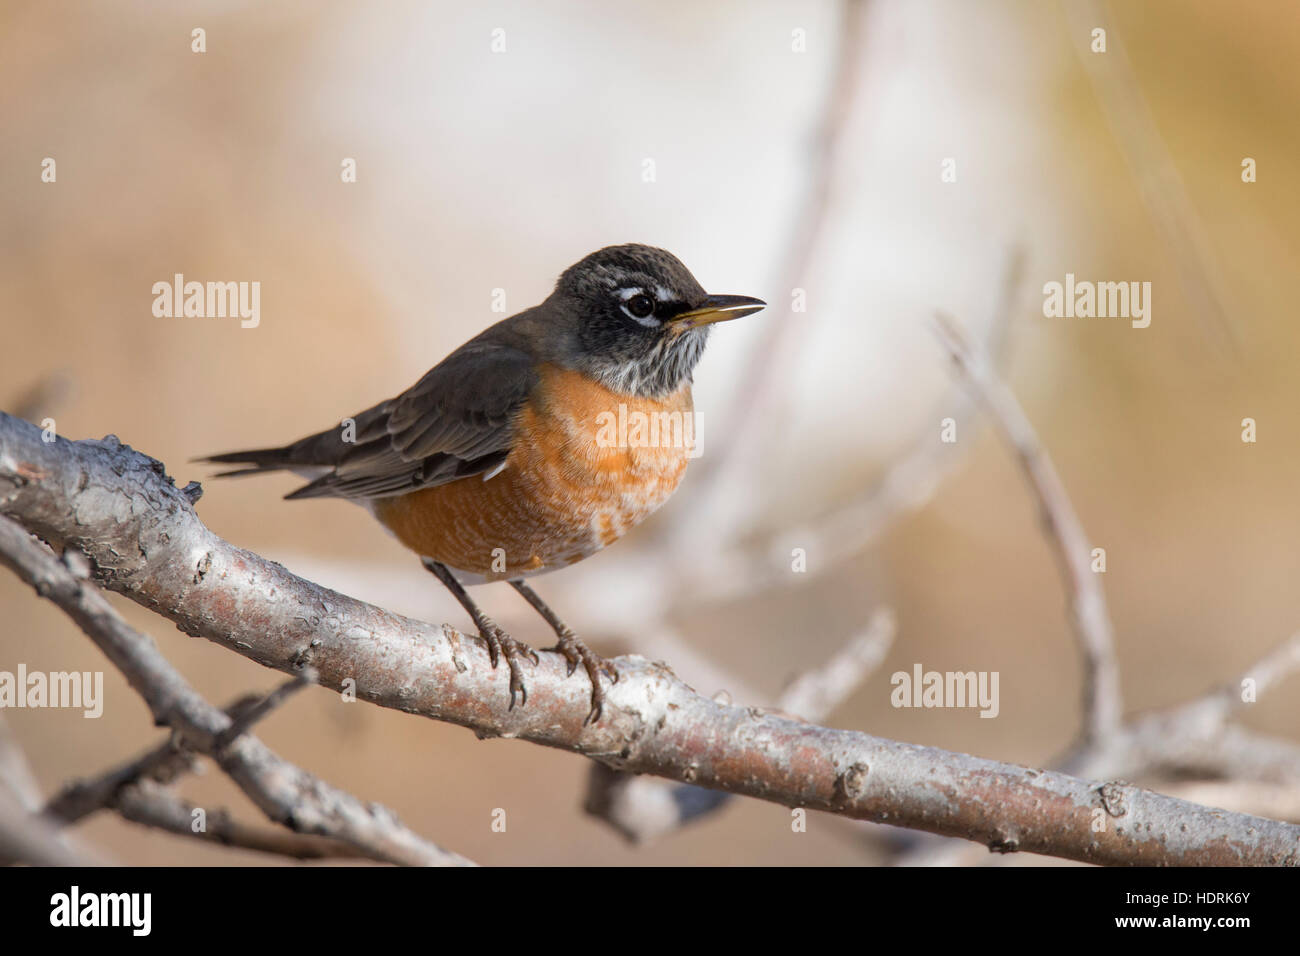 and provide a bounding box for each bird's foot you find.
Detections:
[479,619,539,710]
[547,629,618,725]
